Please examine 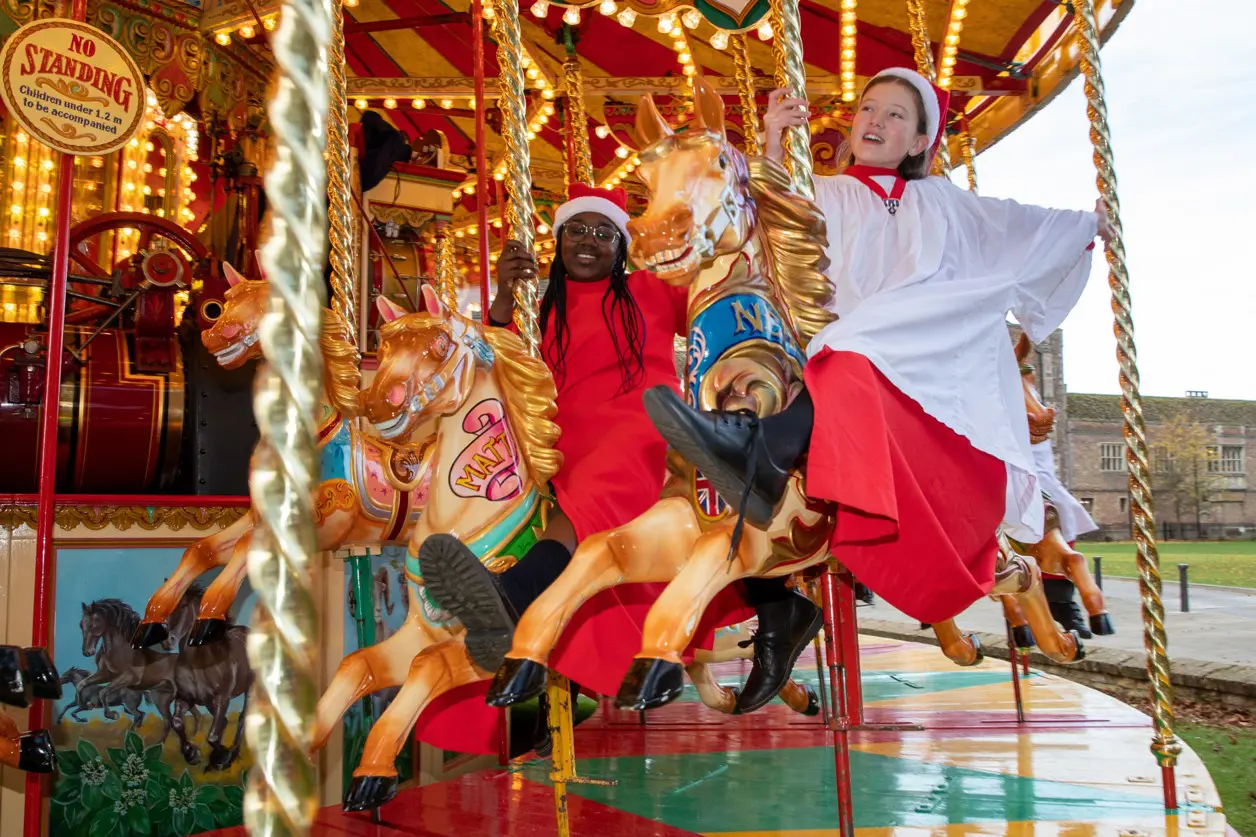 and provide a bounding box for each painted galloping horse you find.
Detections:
[132,265,433,649]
